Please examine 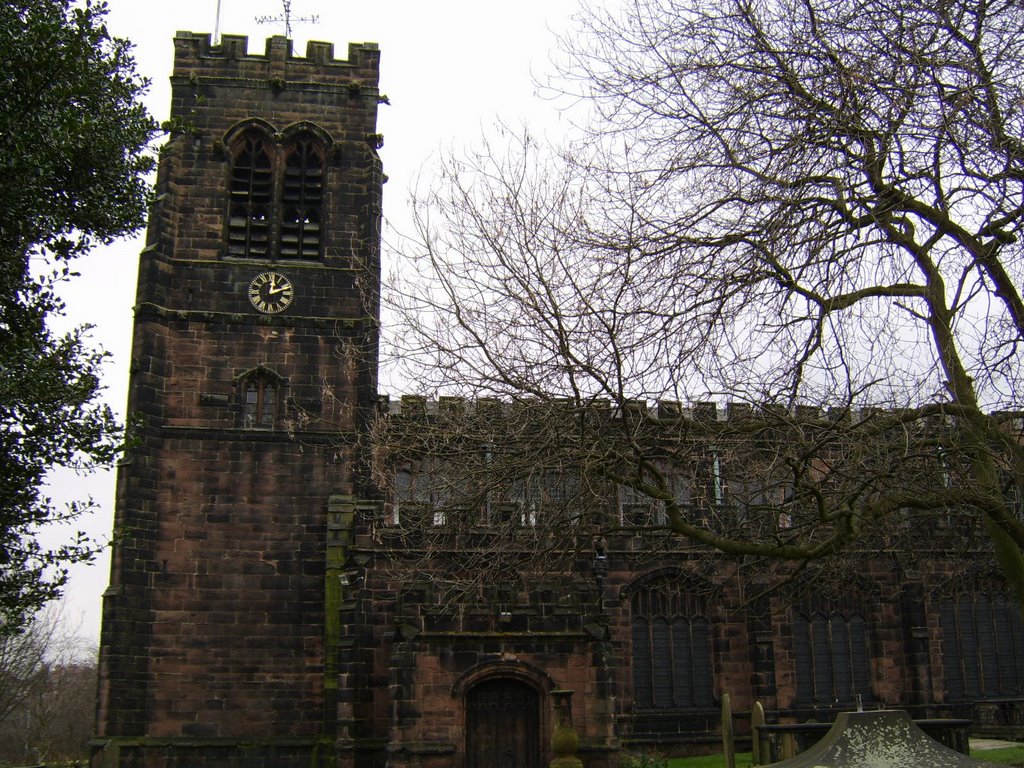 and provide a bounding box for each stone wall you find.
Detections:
[93,31,382,768]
